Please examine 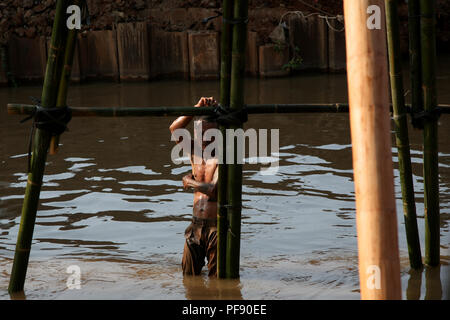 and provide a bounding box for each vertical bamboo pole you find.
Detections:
[225,0,248,279]
[217,0,234,279]
[49,1,81,155]
[8,0,70,294]
[420,0,440,267]
[343,0,401,299]
[407,0,423,126]
[385,0,422,270]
